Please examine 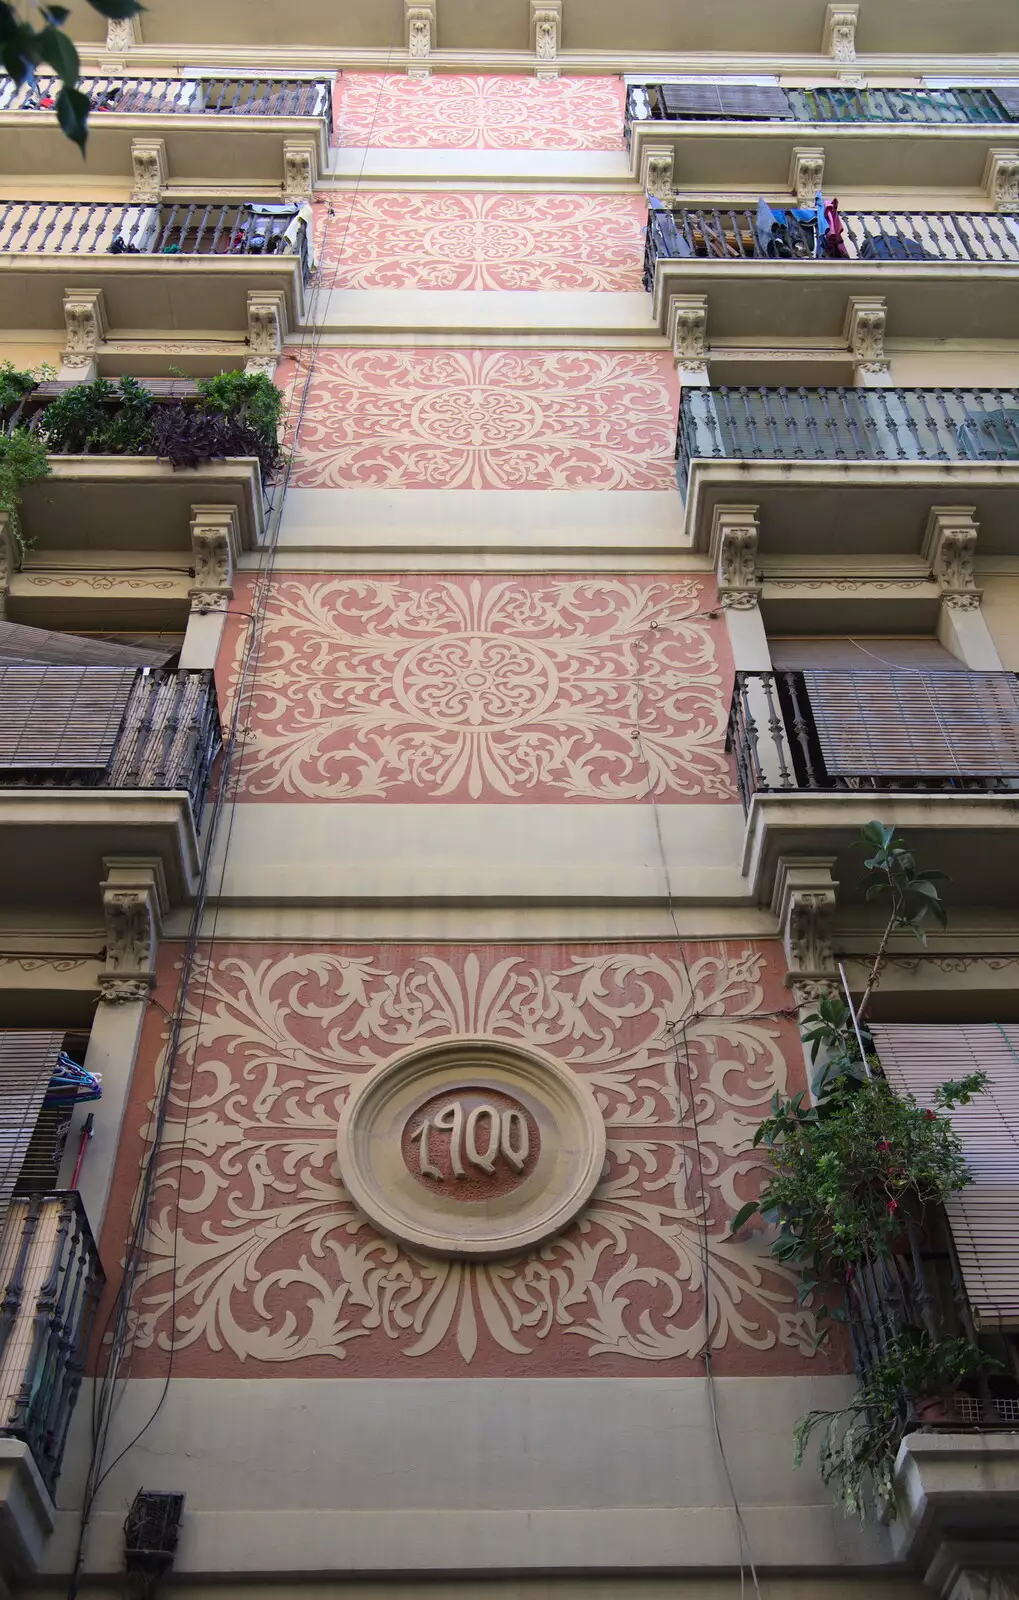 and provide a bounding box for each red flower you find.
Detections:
[925,1109,937,1121]
[887,1199,899,1213]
